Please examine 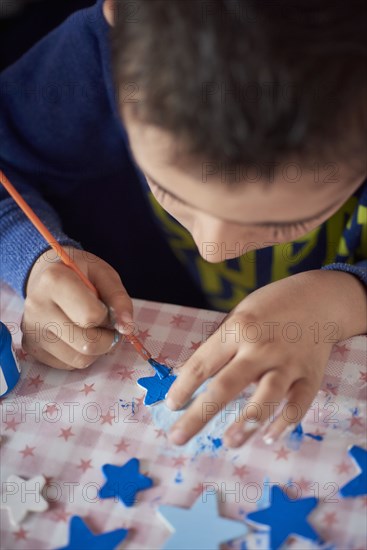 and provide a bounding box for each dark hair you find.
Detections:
[112,0,367,171]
